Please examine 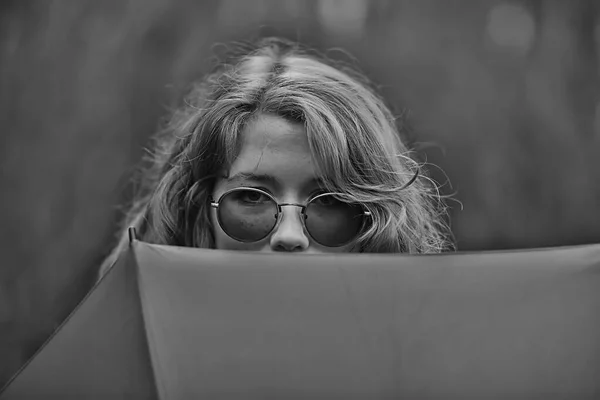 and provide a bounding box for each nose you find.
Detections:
[270,206,309,252]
